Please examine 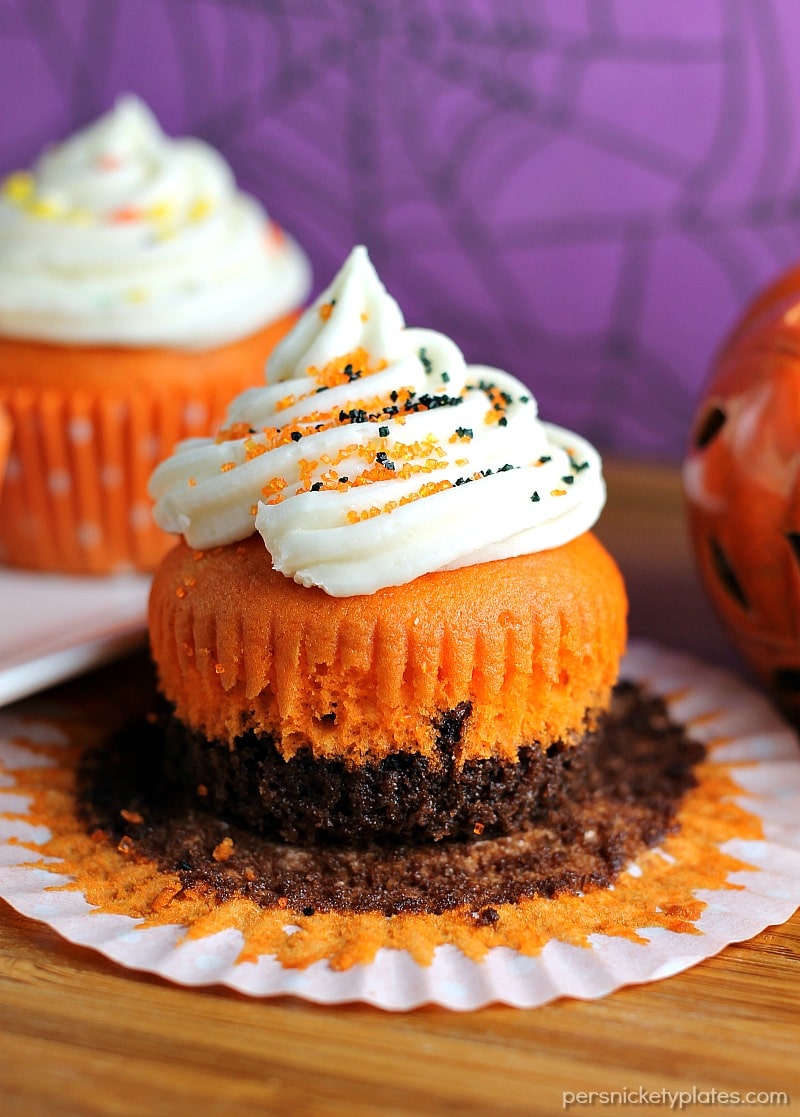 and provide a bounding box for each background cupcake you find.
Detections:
[0,95,311,575]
